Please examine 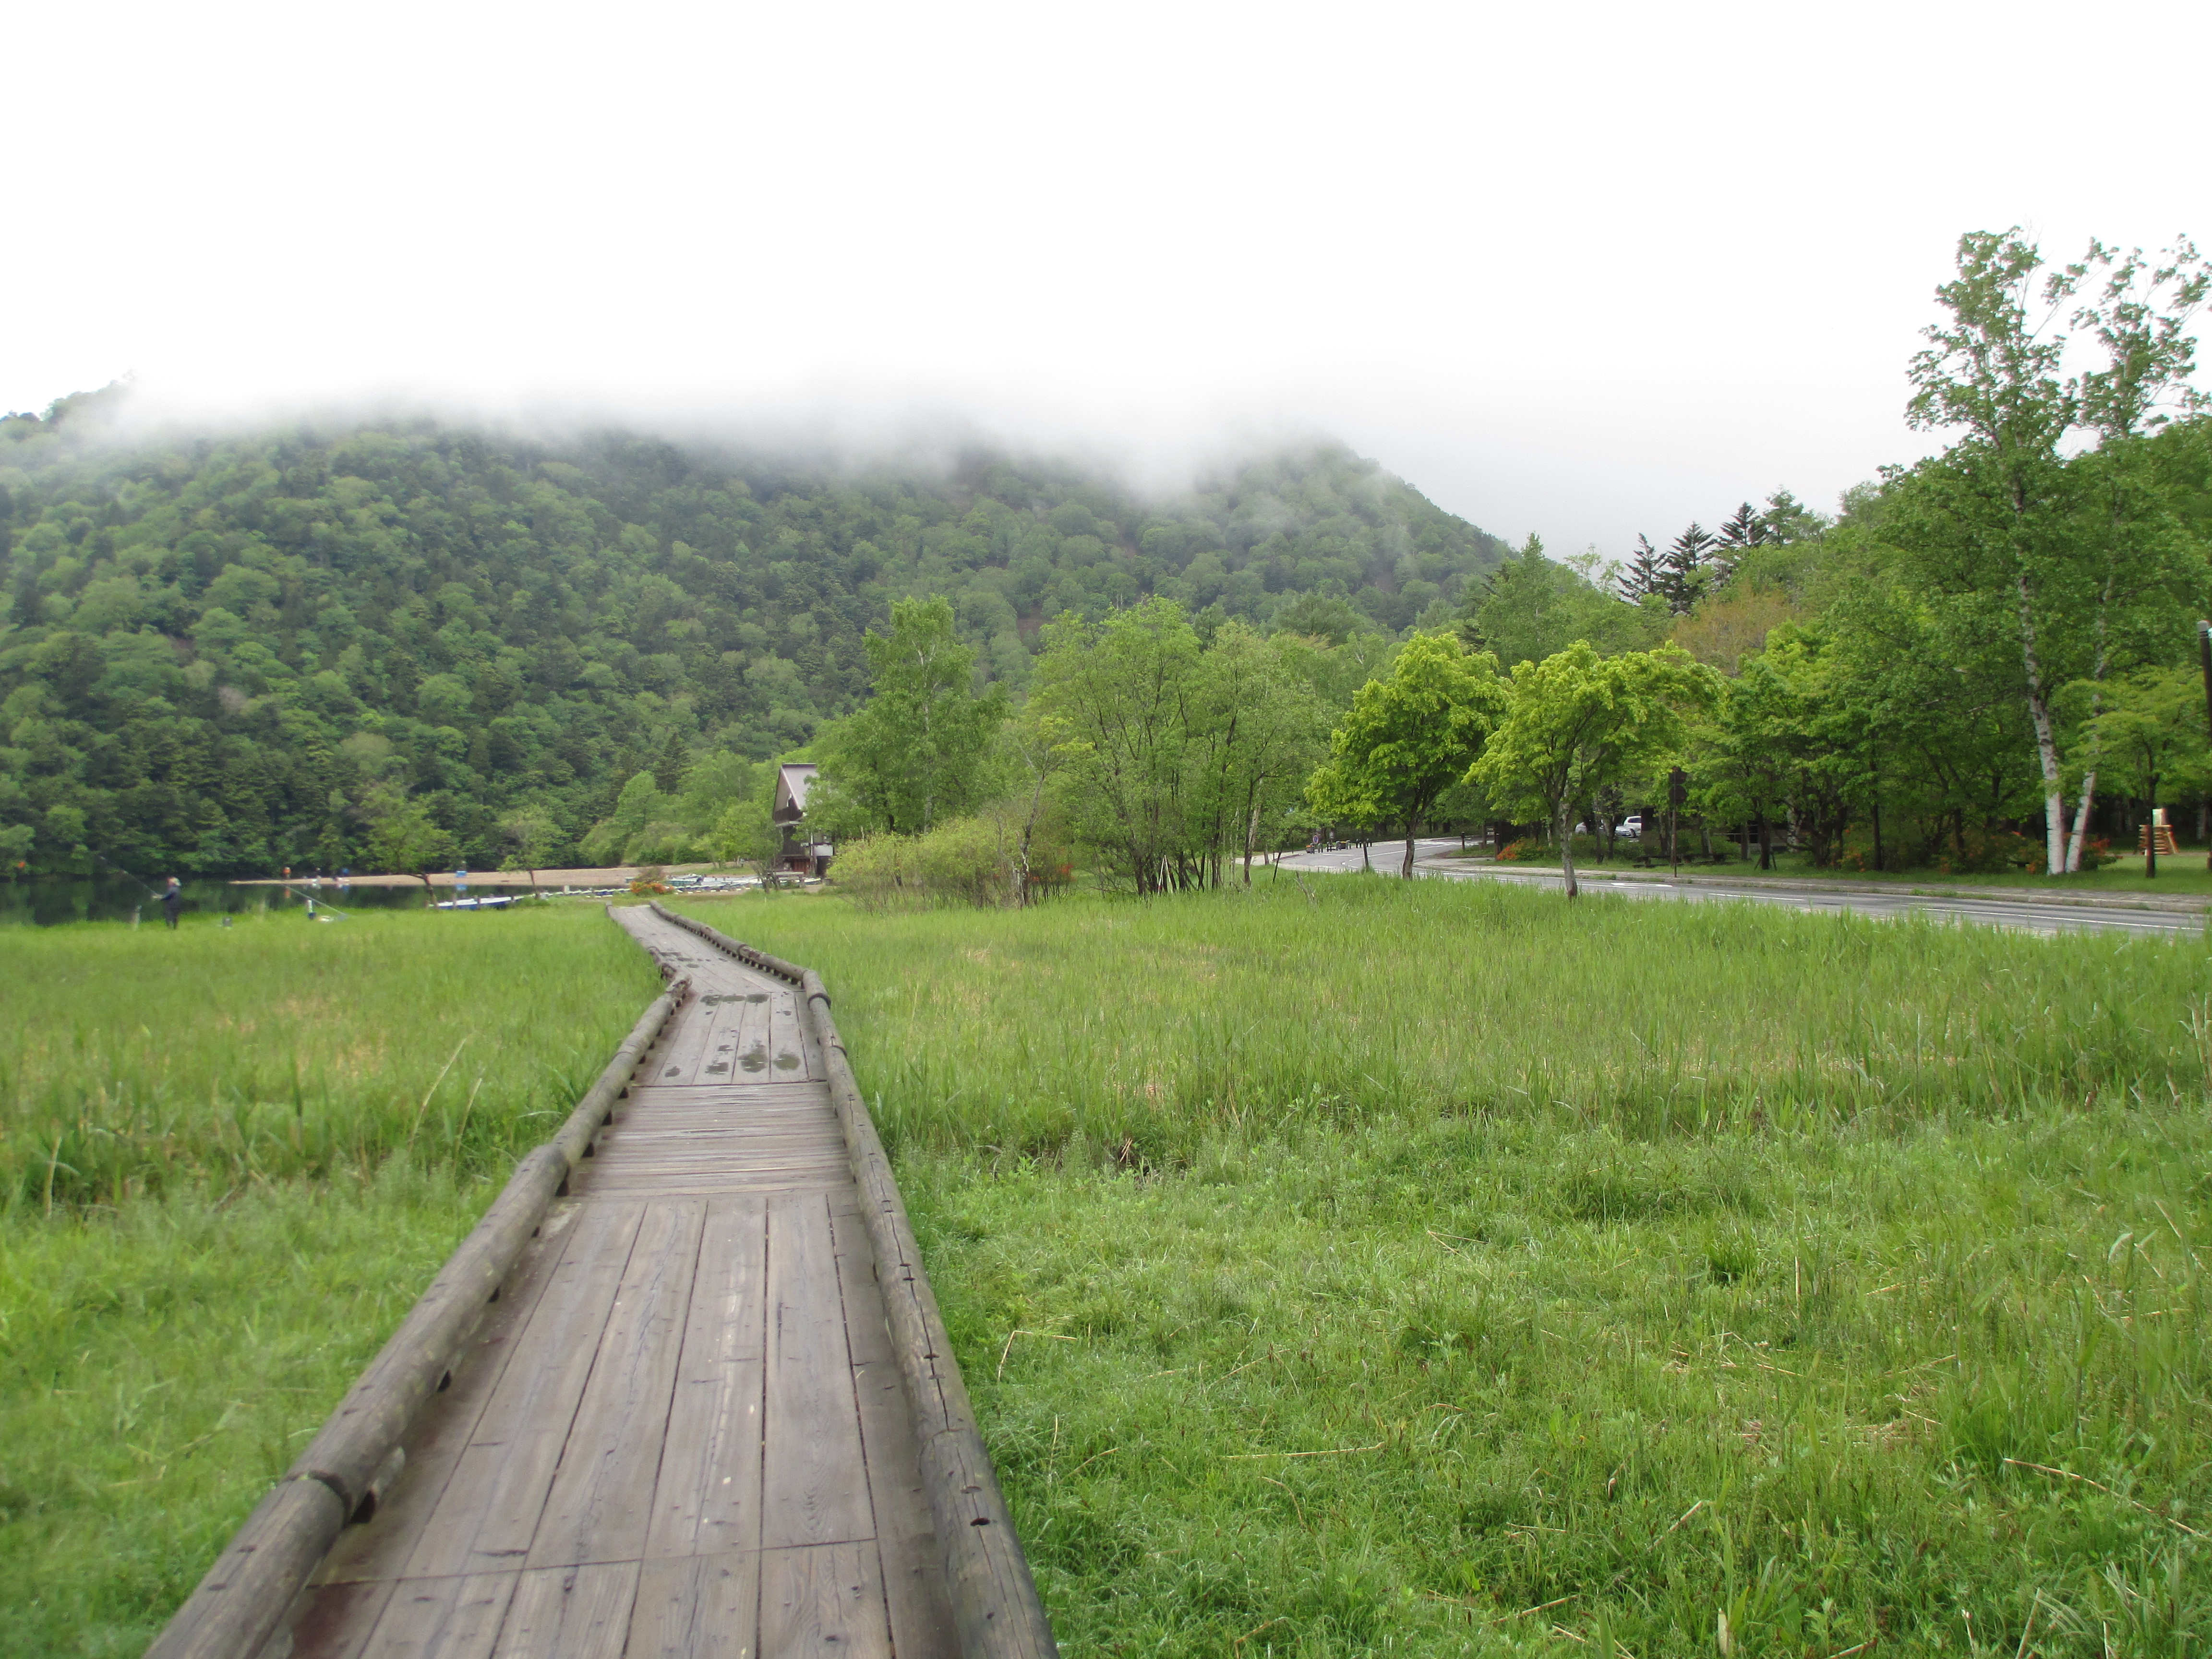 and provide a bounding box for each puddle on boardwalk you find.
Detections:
[773,1052,801,1071]
[663,1065,681,1077]
[706,1061,731,1075]
[739,1046,769,1073]
[699,994,741,1007]
[745,994,769,1004]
